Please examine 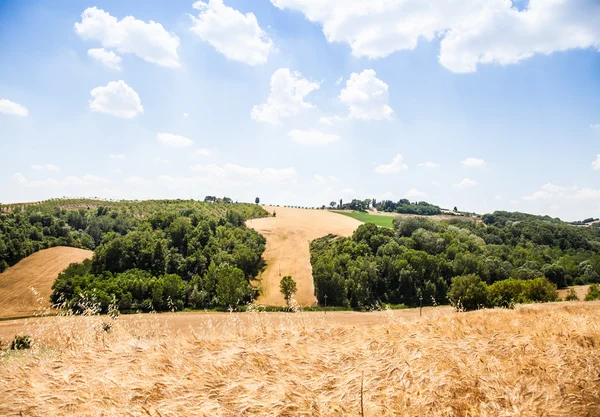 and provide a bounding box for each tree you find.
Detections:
[330,201,337,209]
[454,206,458,212]
[215,265,250,308]
[280,275,297,308]
[447,274,488,311]
[255,197,260,205]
